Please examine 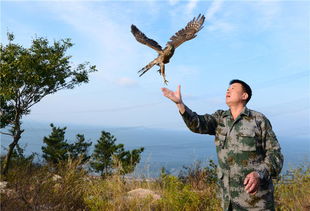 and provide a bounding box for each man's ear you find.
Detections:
[242,92,248,101]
